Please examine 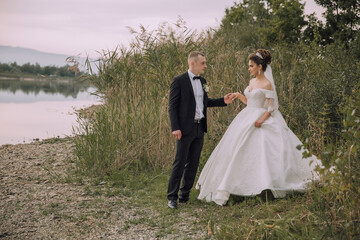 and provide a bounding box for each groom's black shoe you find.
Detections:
[167,200,178,209]
[178,198,189,203]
